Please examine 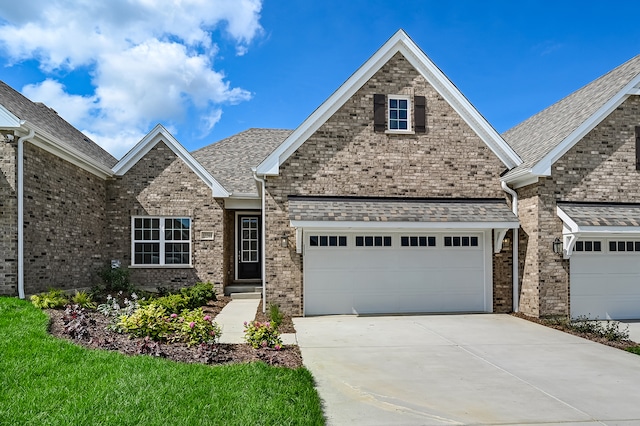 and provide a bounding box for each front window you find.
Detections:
[388,95,410,131]
[132,217,191,265]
